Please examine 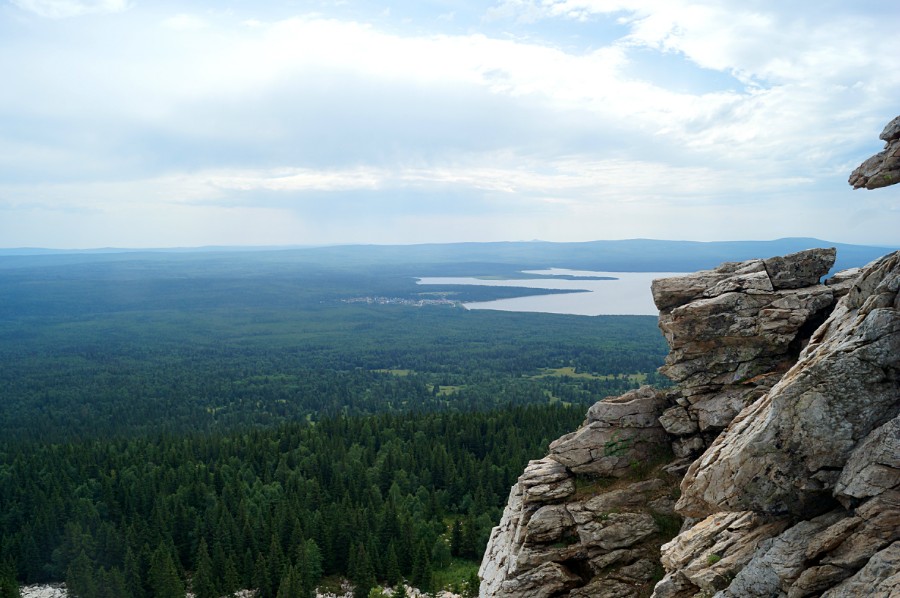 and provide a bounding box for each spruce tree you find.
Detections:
[192,539,217,598]
[410,540,432,593]
[99,567,130,598]
[66,551,97,598]
[148,543,185,598]
[0,560,21,598]
[384,543,401,587]
[351,544,376,598]
[252,554,271,598]
[123,546,144,598]
[275,565,302,598]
